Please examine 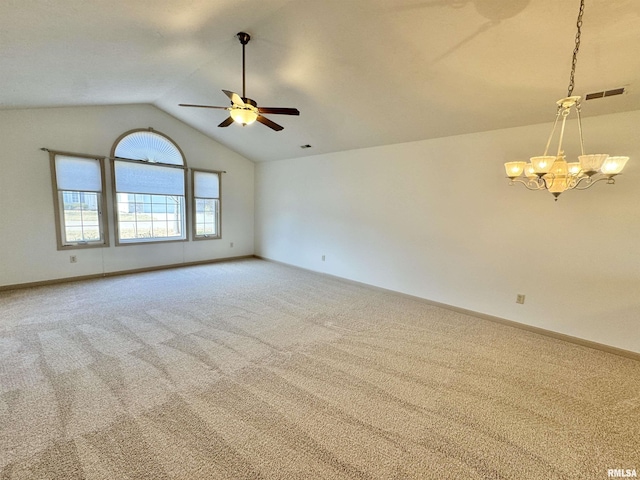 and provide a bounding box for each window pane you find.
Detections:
[116,194,184,241]
[151,201,167,216]
[64,226,83,243]
[60,190,102,244]
[194,198,218,237]
[118,221,136,239]
[82,226,100,240]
